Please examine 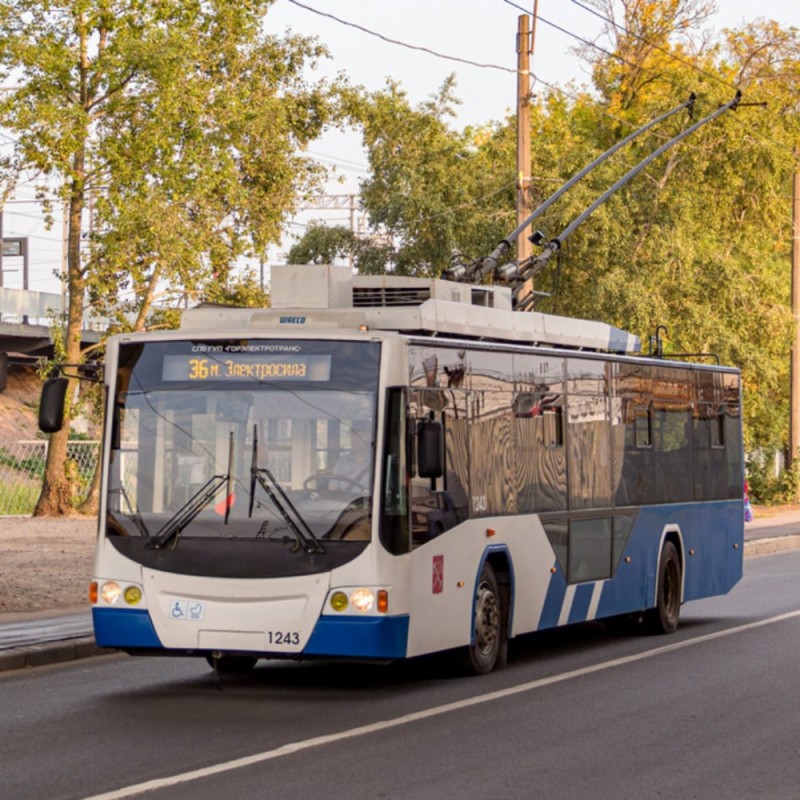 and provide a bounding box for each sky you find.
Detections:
[3,0,800,295]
